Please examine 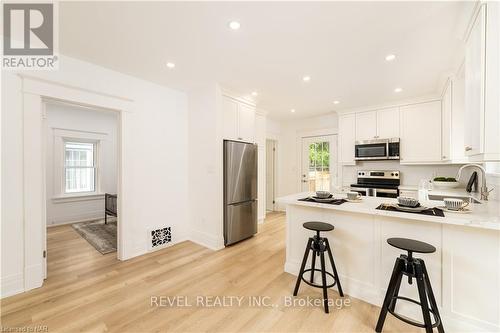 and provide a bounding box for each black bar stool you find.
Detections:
[293,221,343,313]
[376,237,445,333]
